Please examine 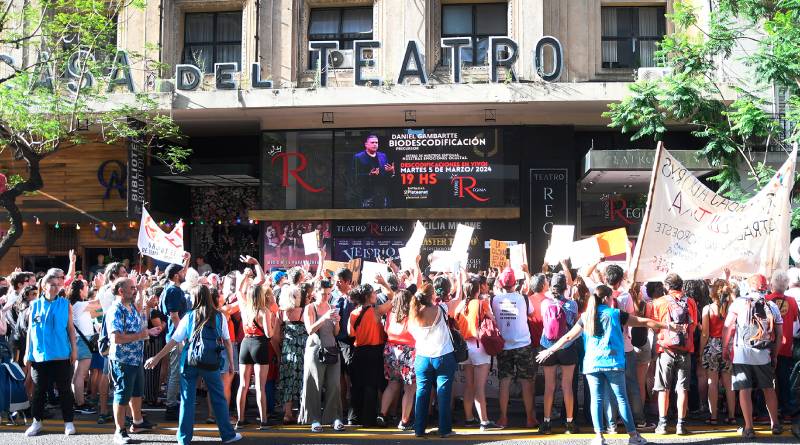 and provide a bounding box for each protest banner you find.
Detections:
[595,227,628,258]
[489,240,508,269]
[137,207,184,264]
[544,225,574,264]
[631,143,796,281]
